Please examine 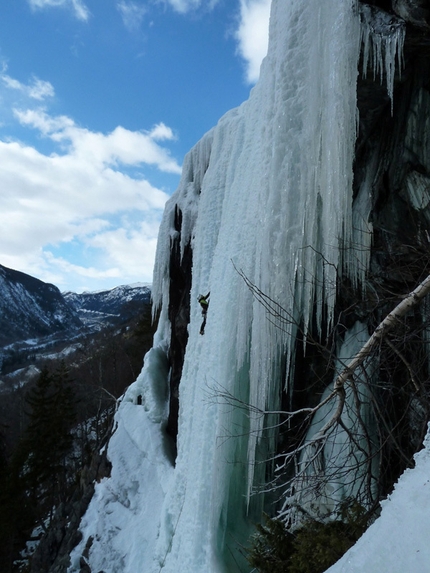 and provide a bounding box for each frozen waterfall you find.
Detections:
[69,1,407,572]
